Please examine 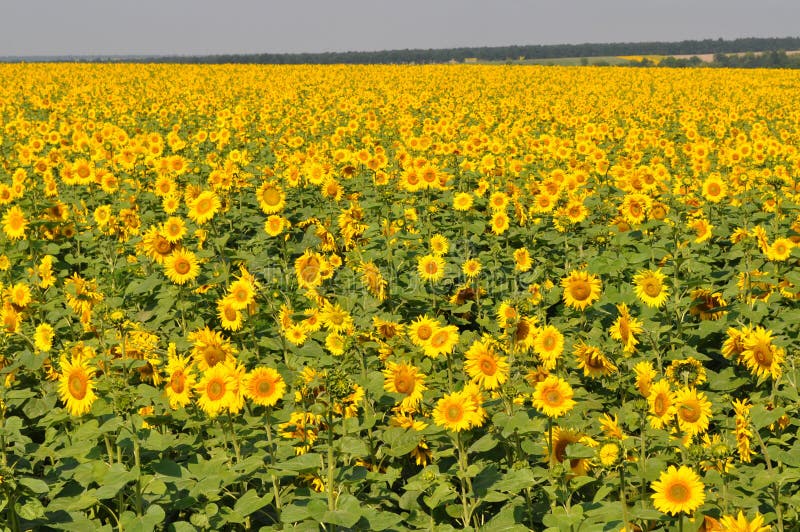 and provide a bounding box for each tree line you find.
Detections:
[133,36,800,65]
